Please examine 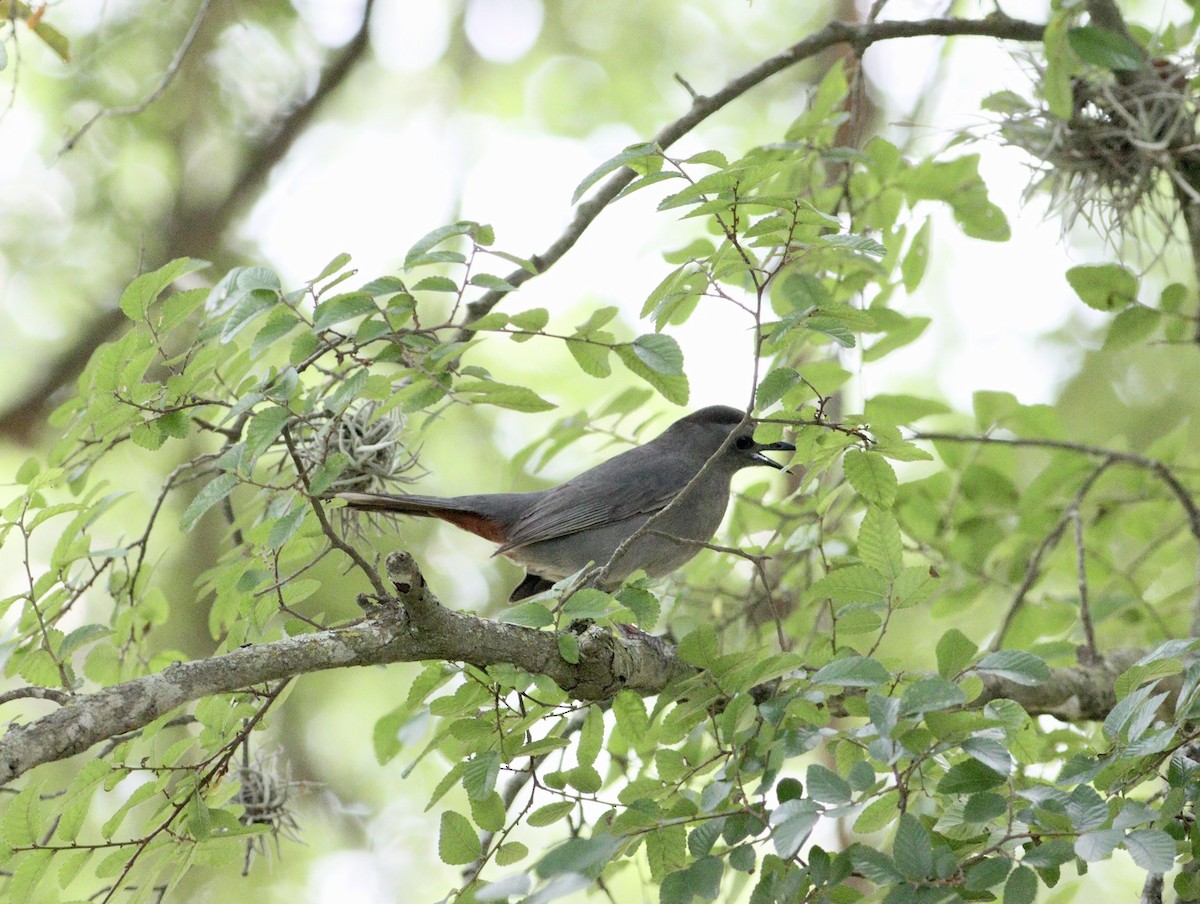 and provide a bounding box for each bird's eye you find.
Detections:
[735,436,754,451]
